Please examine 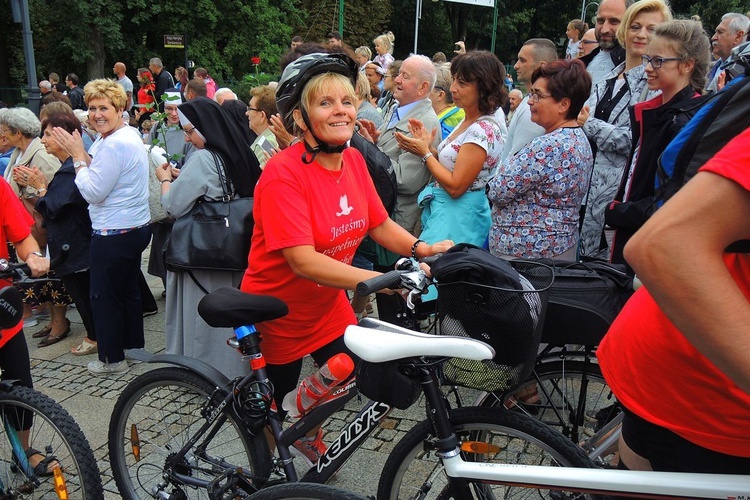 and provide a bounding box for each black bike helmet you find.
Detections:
[276,52,359,163]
